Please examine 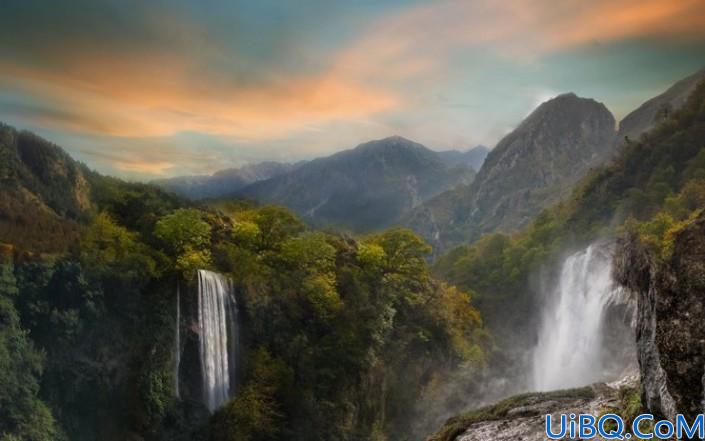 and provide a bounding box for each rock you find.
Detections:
[426,380,635,441]
[615,211,705,419]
